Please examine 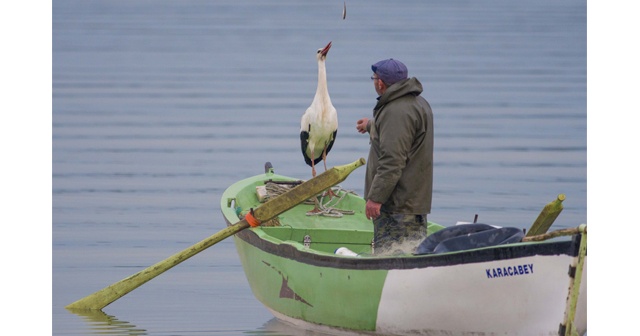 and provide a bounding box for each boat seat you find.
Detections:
[260,226,373,254]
